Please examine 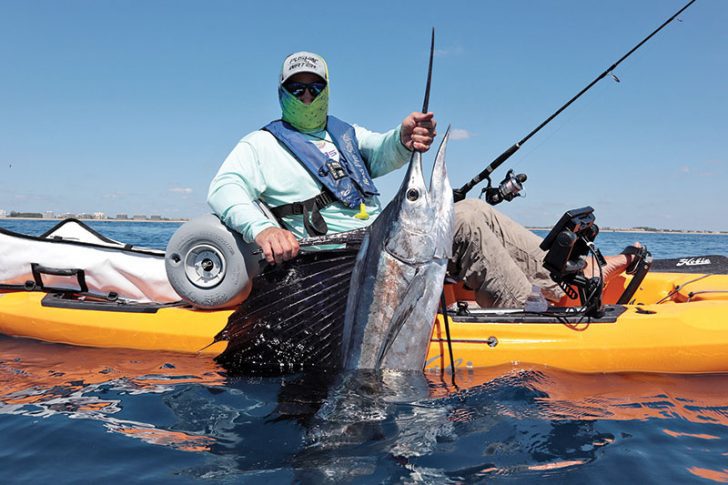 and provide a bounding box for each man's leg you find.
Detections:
[449,199,564,307]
